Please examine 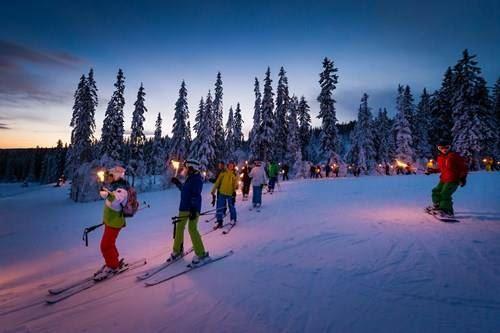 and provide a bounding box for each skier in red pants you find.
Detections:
[425,140,468,218]
[94,166,129,281]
